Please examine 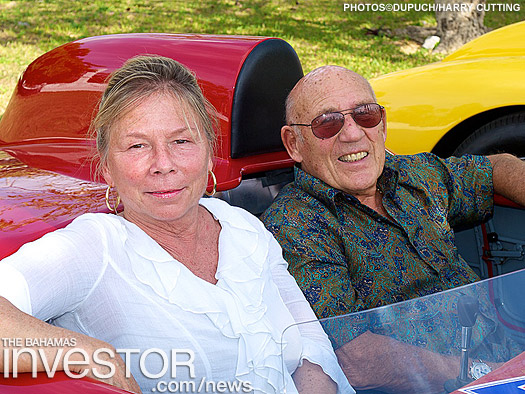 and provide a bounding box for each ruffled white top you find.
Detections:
[0,198,353,394]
